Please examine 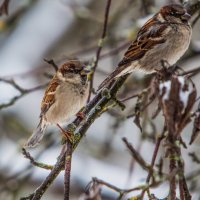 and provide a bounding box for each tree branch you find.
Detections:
[64,142,73,200]
[88,0,112,101]
[0,80,47,110]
